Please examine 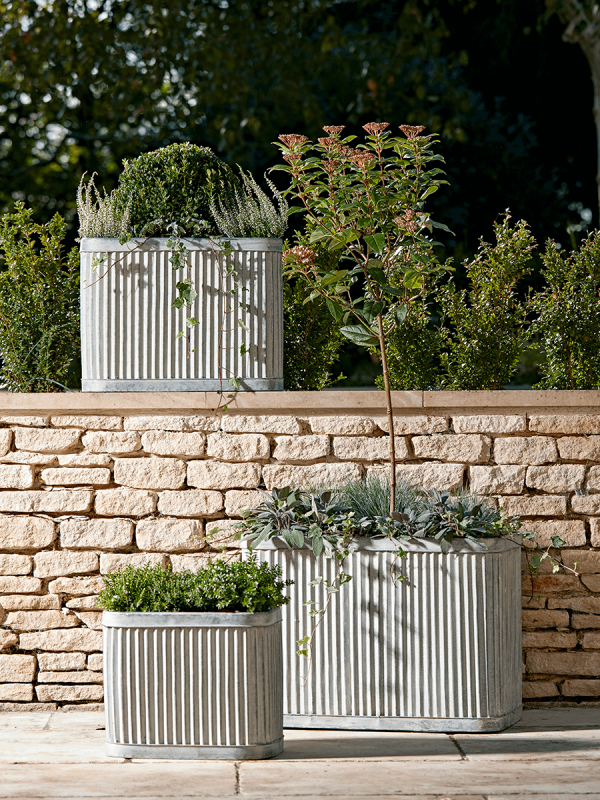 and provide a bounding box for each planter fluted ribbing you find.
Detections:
[102,608,284,759]
[80,237,283,391]
[250,537,521,733]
